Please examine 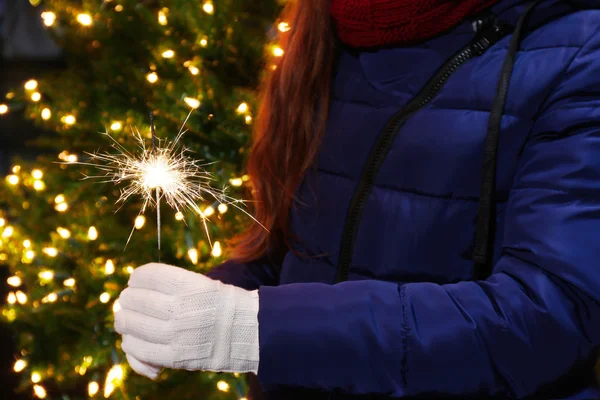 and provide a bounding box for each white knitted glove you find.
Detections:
[114,263,259,379]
